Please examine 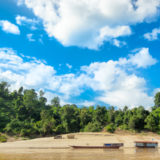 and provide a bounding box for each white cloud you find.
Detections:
[0,48,55,89]
[0,47,157,108]
[98,75,153,108]
[80,48,157,108]
[112,39,126,47]
[27,34,35,42]
[17,0,24,6]
[153,88,160,95]
[66,63,72,69]
[78,101,95,107]
[95,26,131,48]
[144,28,160,41]
[117,48,157,68]
[128,48,157,68]
[0,20,20,35]
[16,15,38,30]
[18,0,160,49]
